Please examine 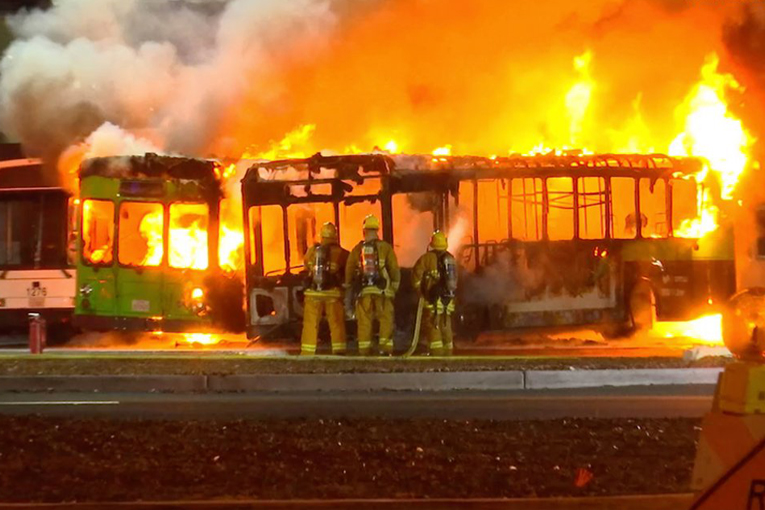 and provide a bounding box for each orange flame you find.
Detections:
[651,313,723,345]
